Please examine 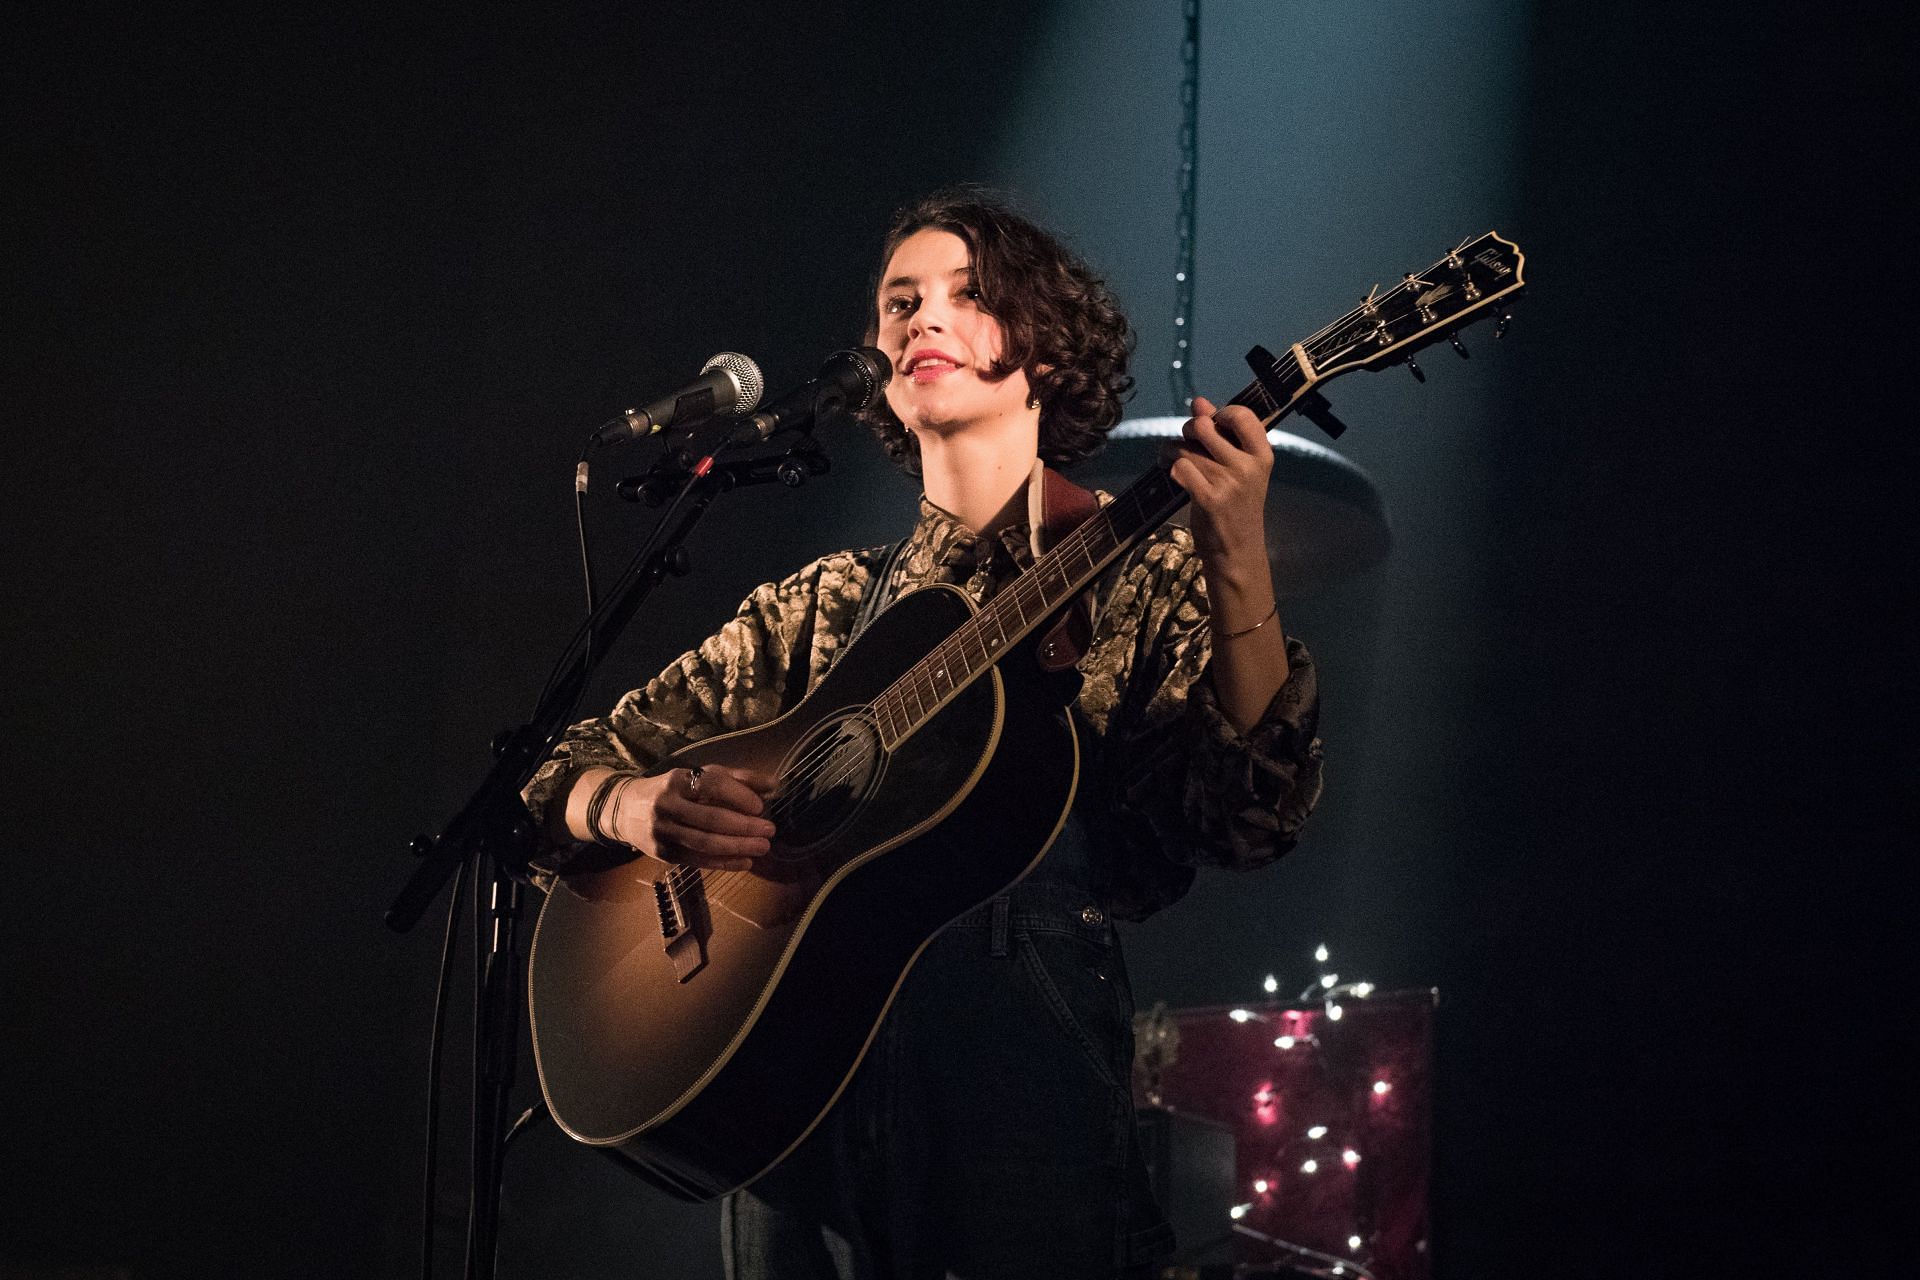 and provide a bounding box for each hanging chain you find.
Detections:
[1169,0,1200,414]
